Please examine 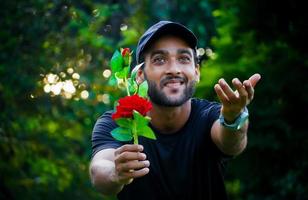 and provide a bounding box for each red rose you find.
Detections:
[121,48,130,57]
[112,95,152,120]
